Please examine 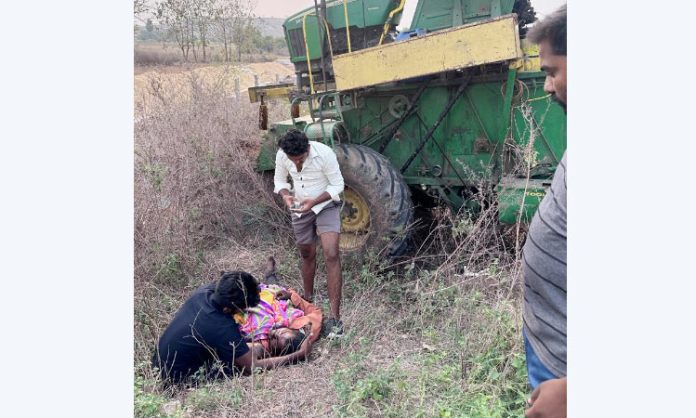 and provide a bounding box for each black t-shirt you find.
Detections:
[153,283,249,382]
